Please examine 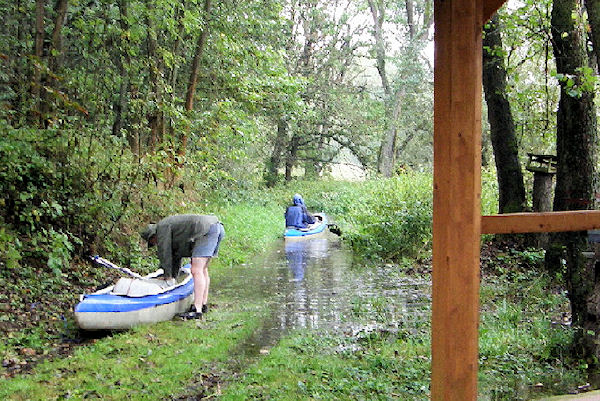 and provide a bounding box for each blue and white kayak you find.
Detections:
[284,213,328,240]
[75,265,194,330]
